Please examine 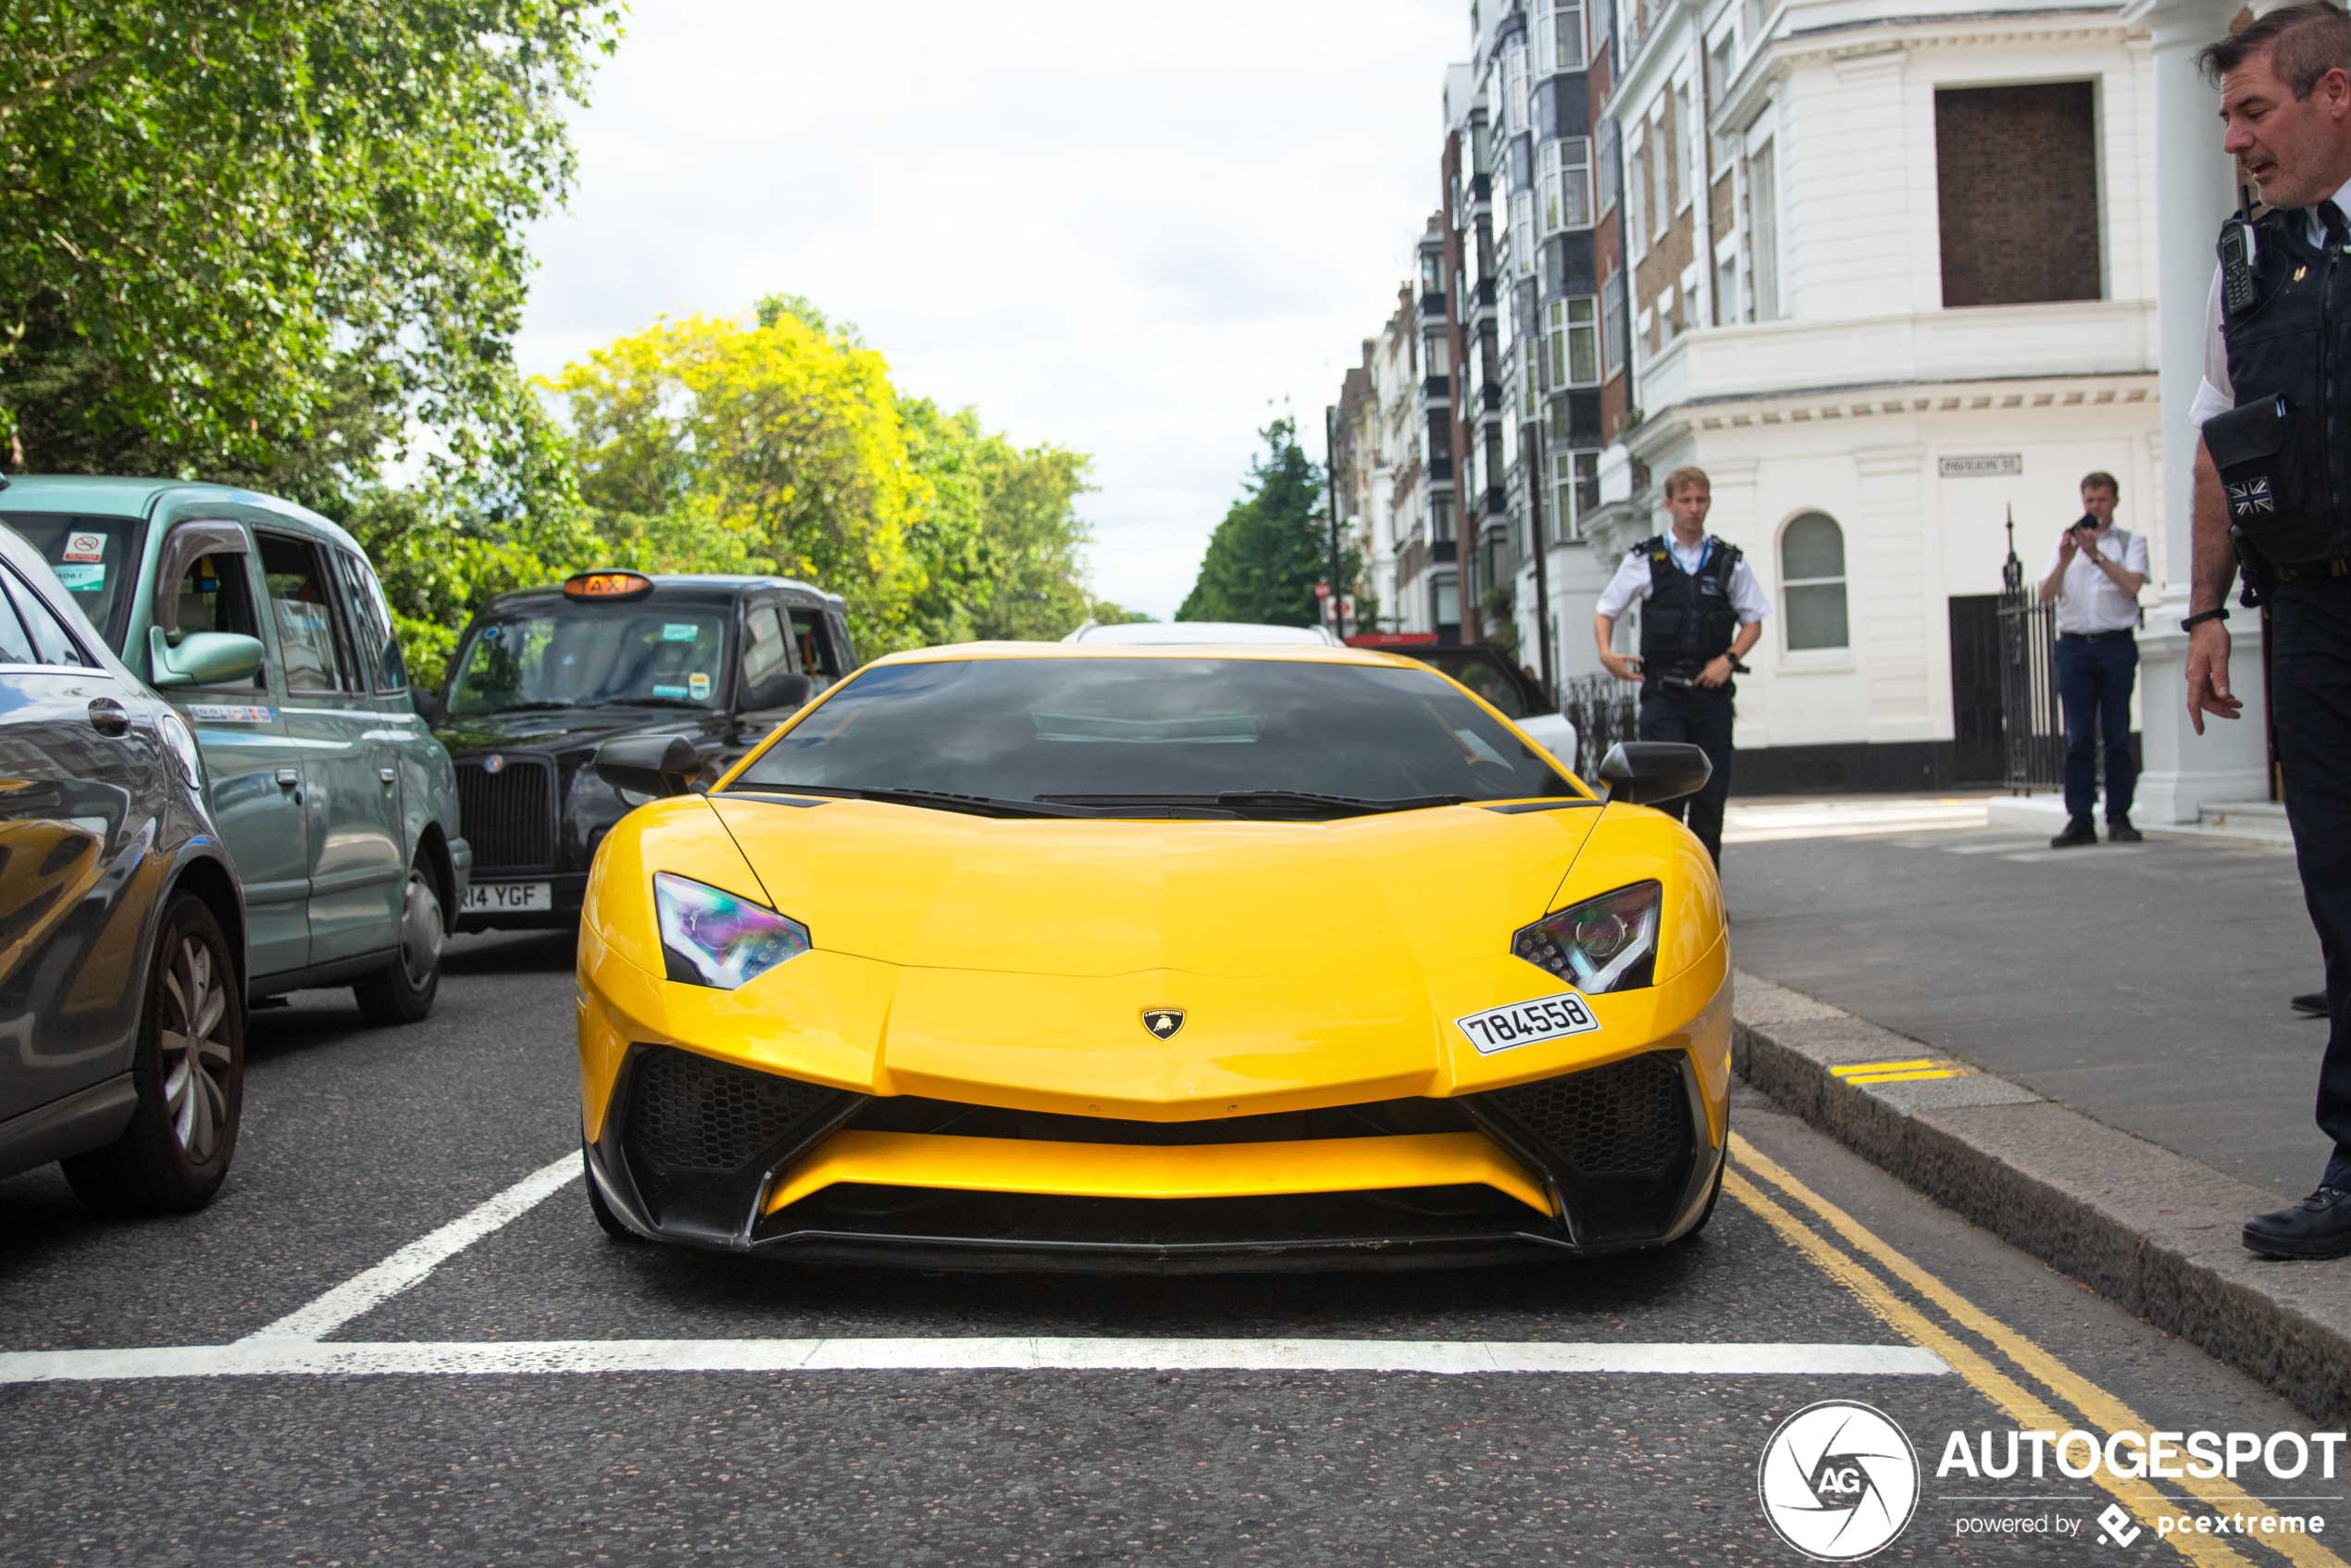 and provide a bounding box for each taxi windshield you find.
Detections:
[729,657,1580,810]
[4,514,144,648]
[448,600,731,715]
